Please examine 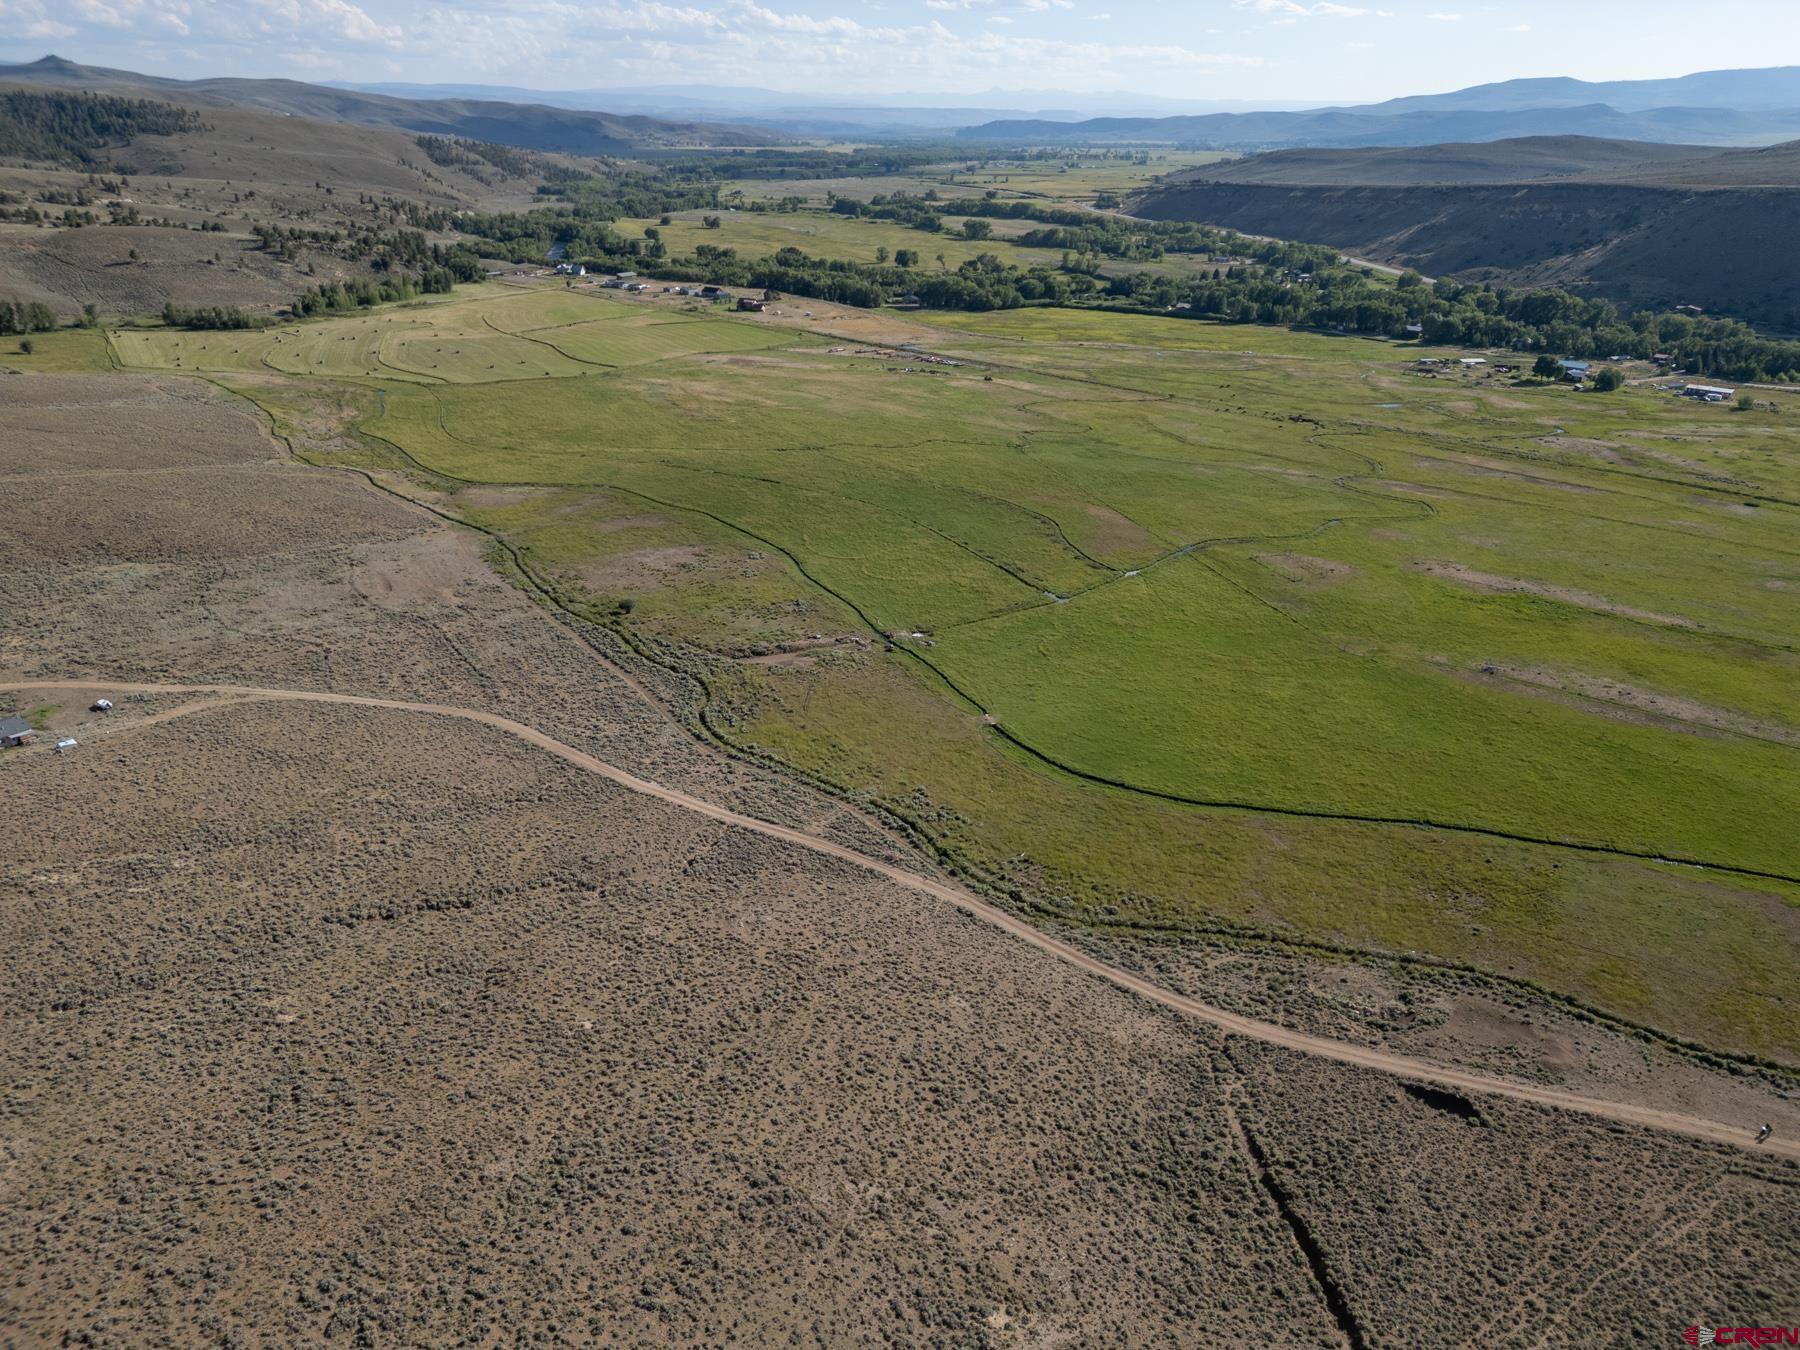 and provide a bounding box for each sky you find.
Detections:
[1,0,1797,104]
